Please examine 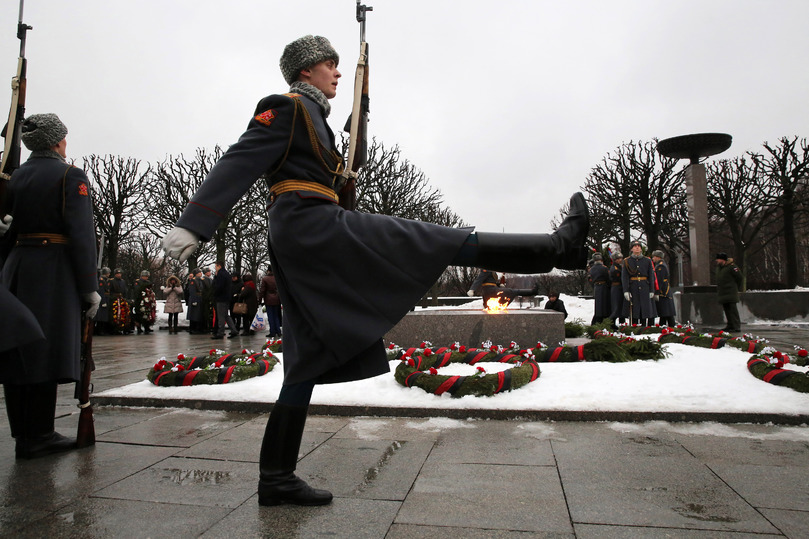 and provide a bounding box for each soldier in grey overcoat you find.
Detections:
[621,241,656,326]
[0,113,100,459]
[588,254,611,324]
[651,250,676,326]
[608,253,628,328]
[163,35,589,507]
